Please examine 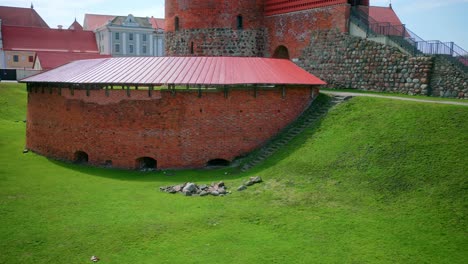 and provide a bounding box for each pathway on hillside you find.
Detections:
[321,91,468,106]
